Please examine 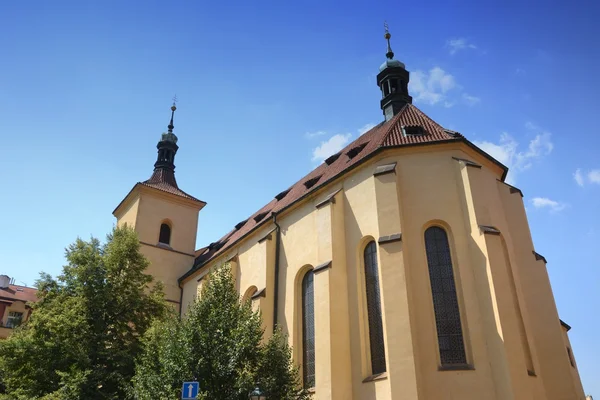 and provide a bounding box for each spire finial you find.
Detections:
[168,95,177,133]
[384,21,394,60]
